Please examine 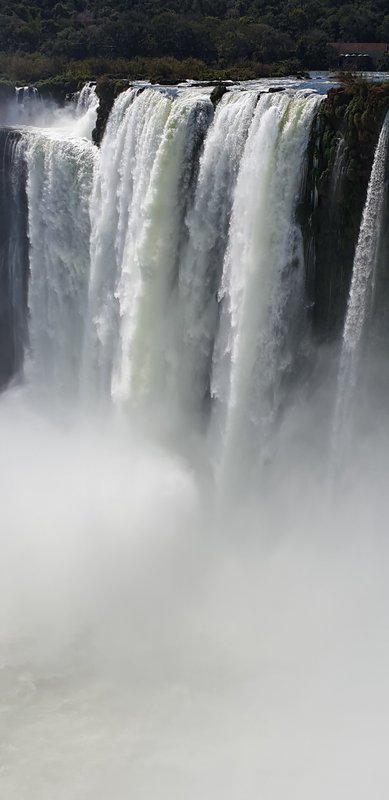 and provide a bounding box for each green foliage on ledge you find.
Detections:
[1,0,388,73]
[0,52,306,86]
